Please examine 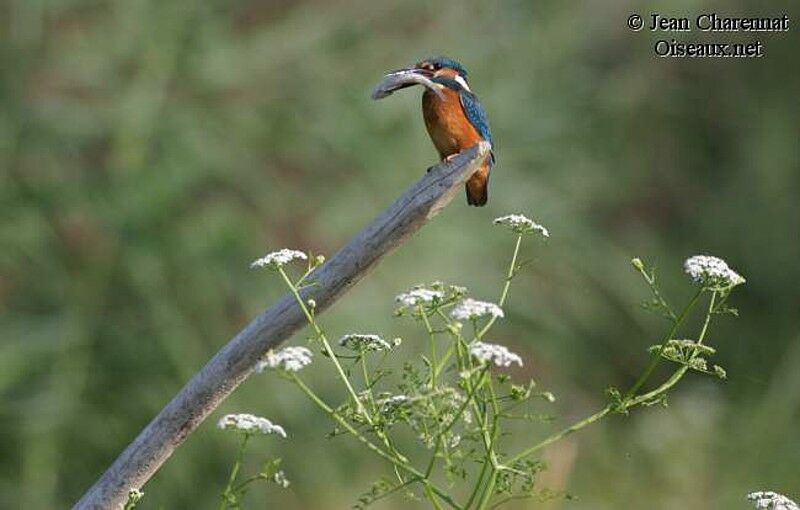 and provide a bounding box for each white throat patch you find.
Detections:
[454,74,471,92]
